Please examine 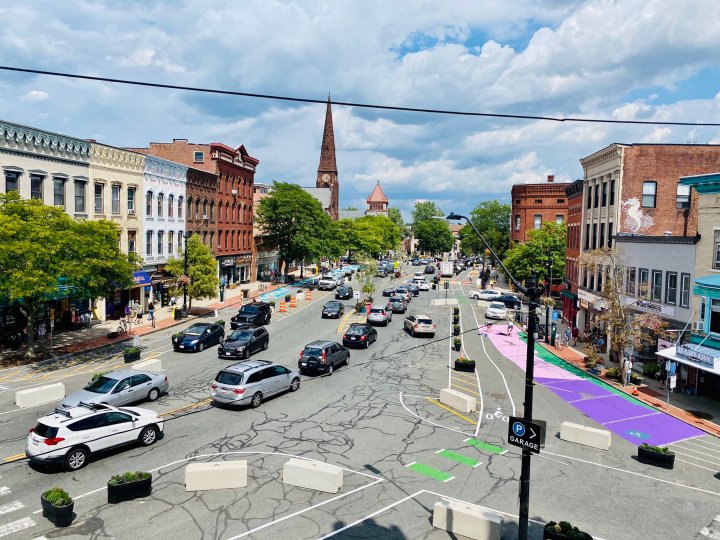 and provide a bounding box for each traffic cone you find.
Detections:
[306,290,313,301]
[290,297,297,308]
[632,387,639,396]
[279,301,287,313]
